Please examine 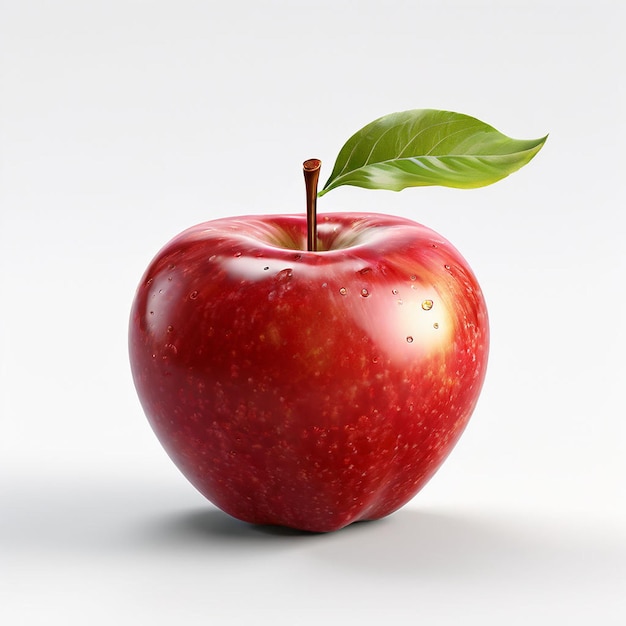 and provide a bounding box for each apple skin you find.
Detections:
[129,212,489,532]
